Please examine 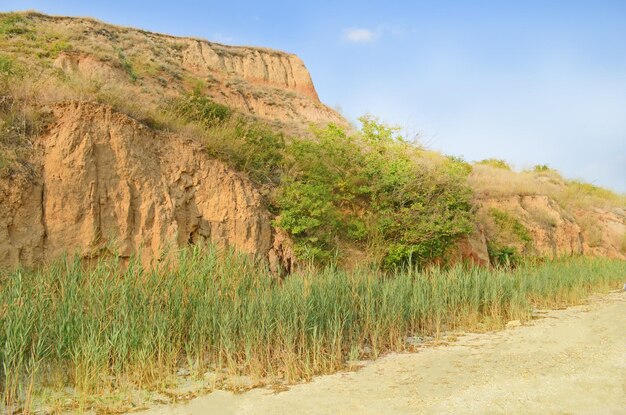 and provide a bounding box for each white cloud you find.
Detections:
[343,27,378,43]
